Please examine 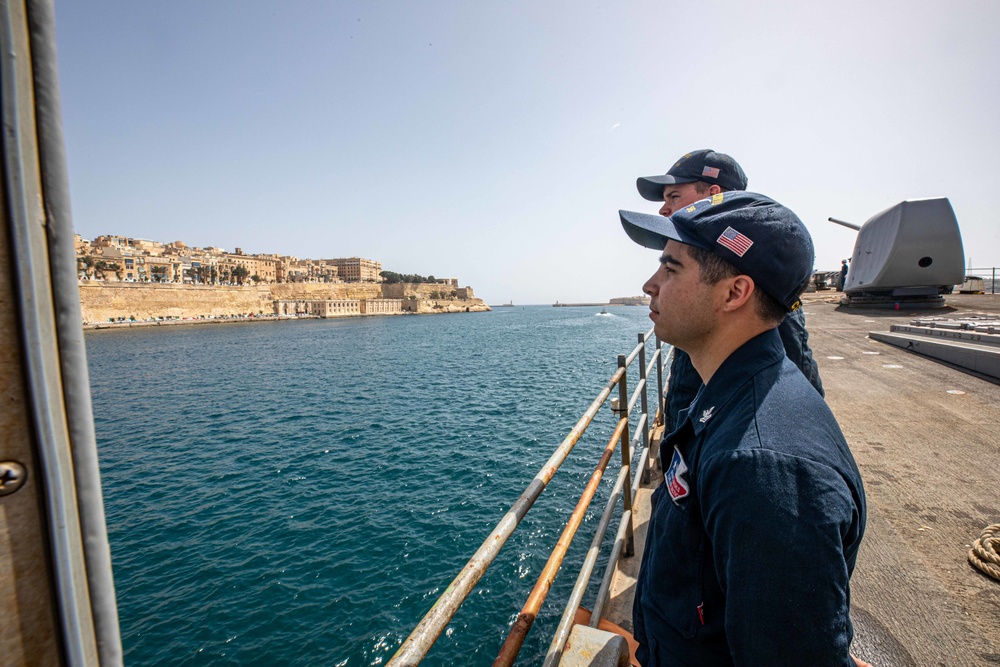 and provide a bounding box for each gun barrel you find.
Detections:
[828,217,861,231]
